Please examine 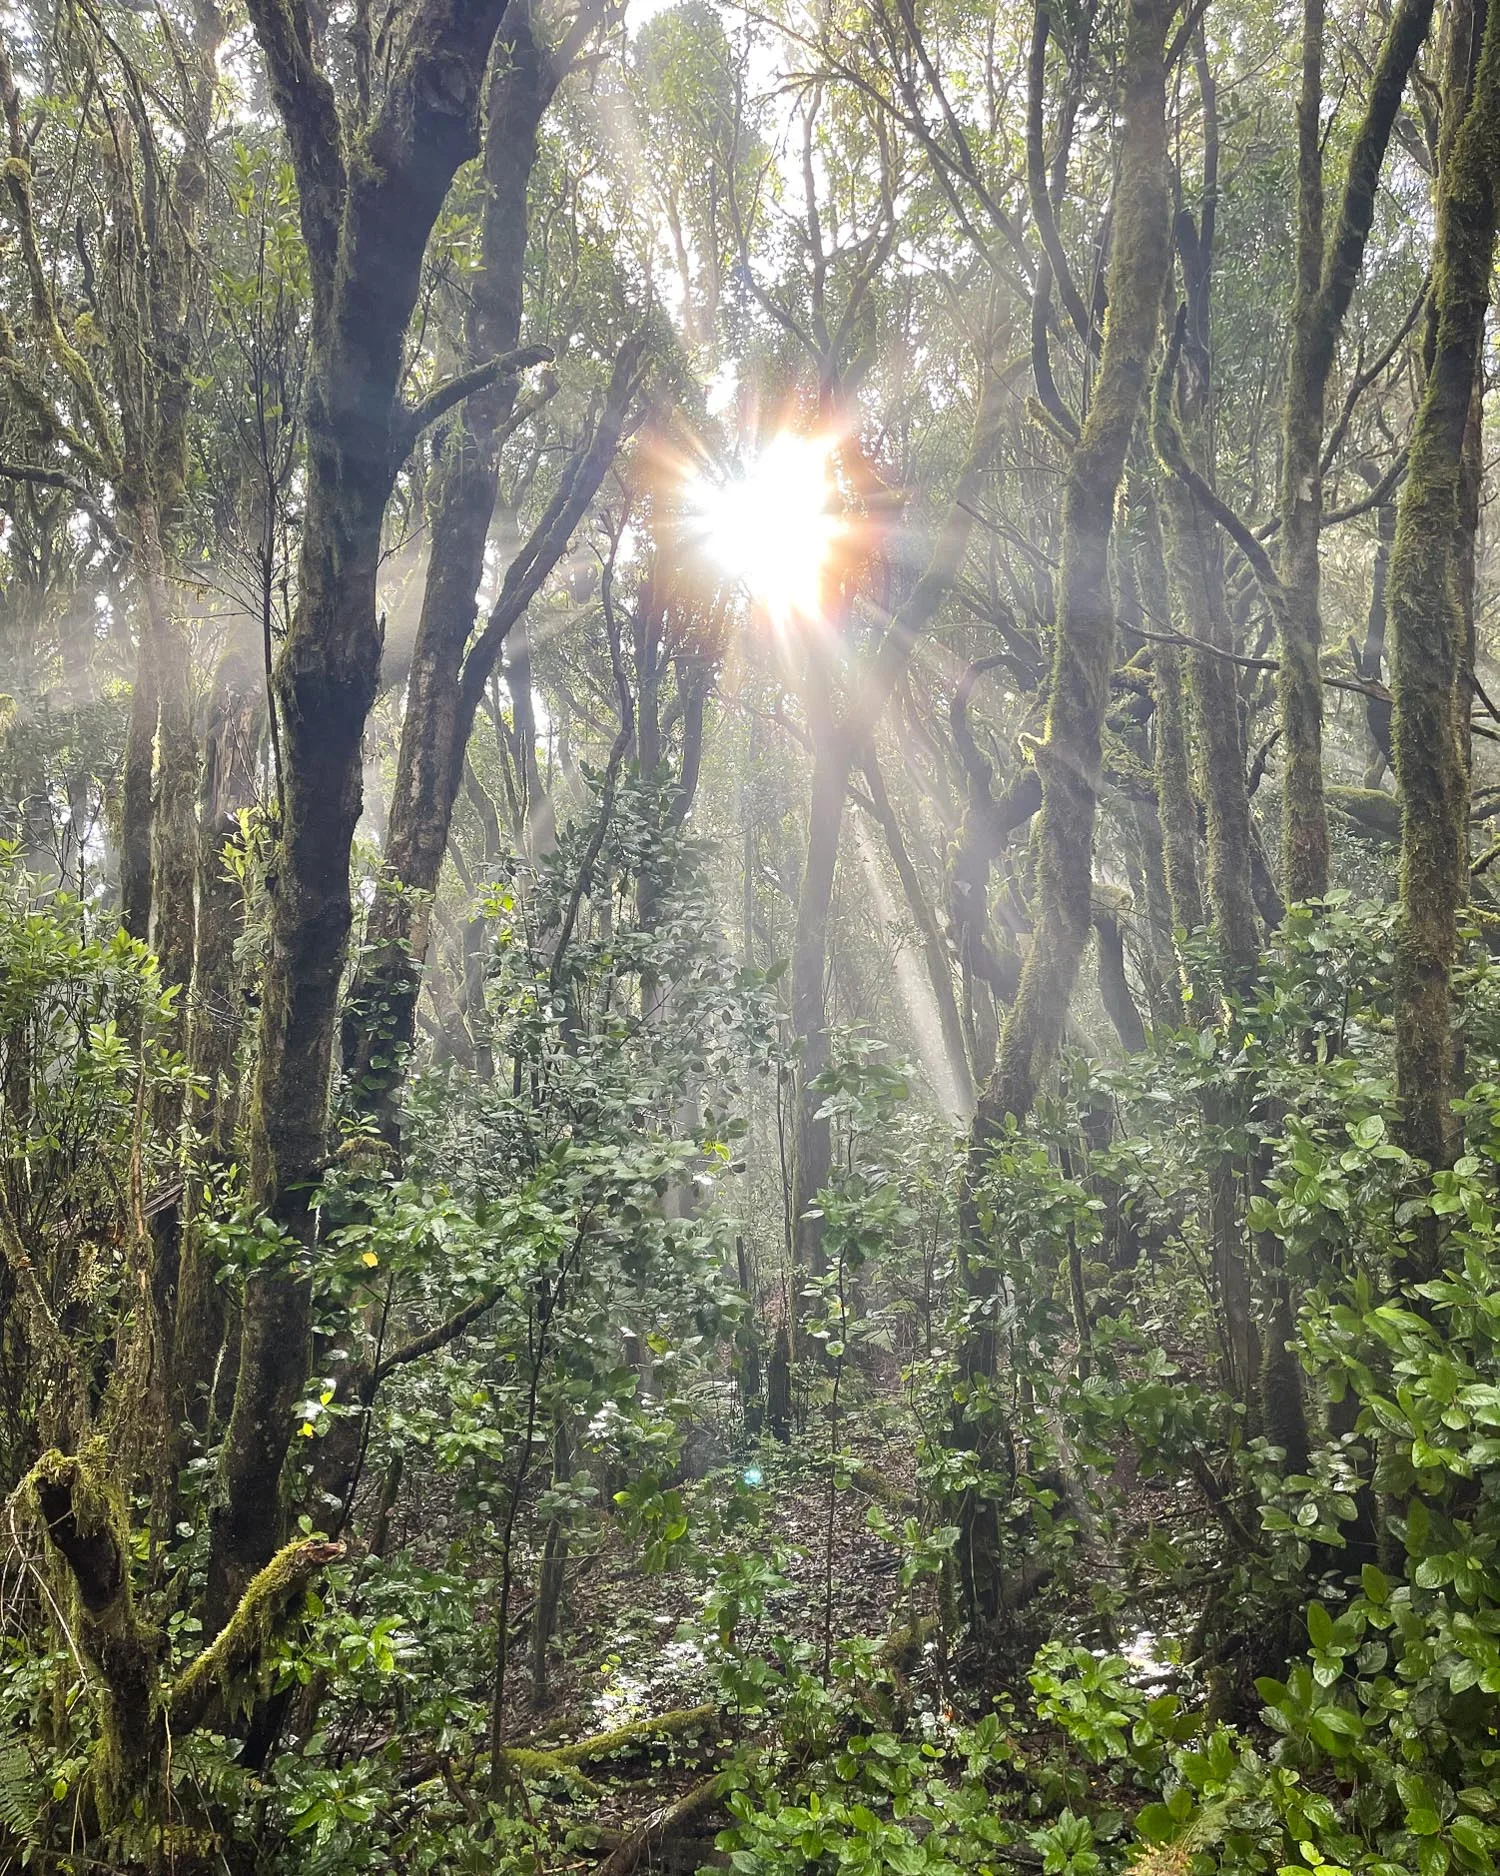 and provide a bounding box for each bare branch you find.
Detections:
[391,345,556,467]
